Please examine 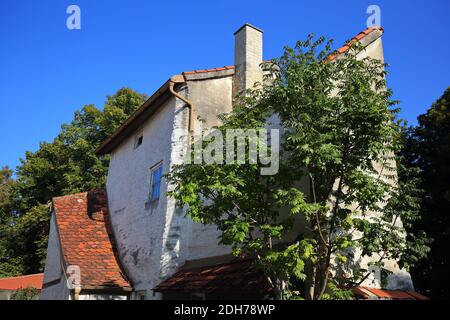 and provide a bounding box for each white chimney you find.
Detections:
[233,23,263,97]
